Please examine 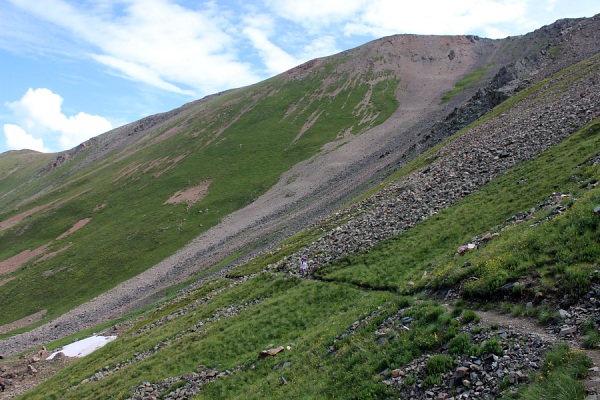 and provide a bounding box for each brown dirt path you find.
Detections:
[475,309,600,397]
